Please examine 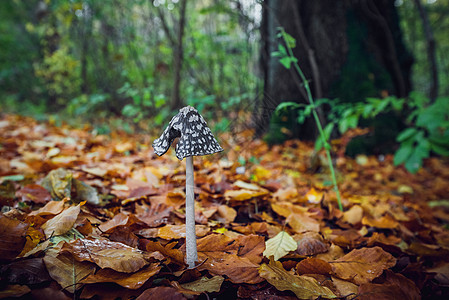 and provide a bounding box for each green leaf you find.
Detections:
[430,143,449,156]
[394,145,413,166]
[0,174,25,183]
[396,128,418,142]
[282,32,296,49]
[279,57,293,69]
[404,149,423,173]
